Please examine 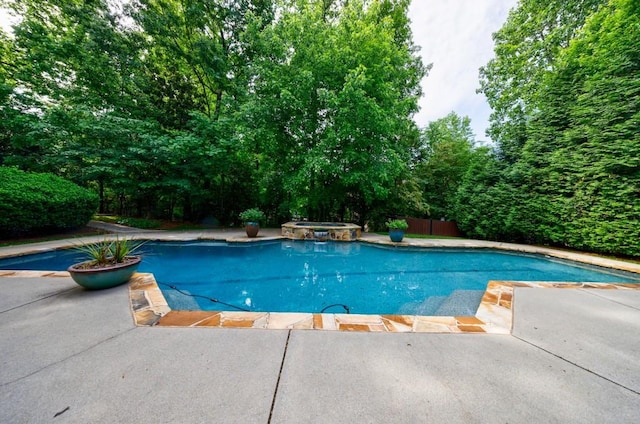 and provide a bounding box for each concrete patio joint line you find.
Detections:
[0,287,77,315]
[267,329,292,424]
[0,327,138,388]
[513,335,640,396]
[578,288,640,311]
